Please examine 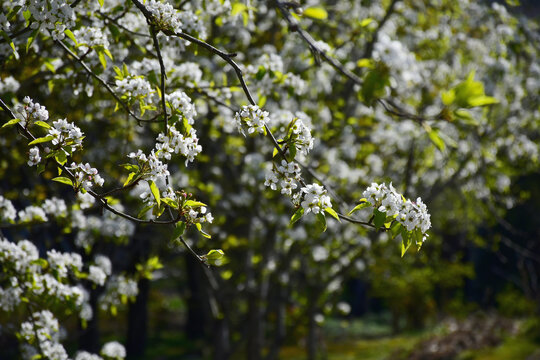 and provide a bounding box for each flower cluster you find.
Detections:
[88,255,112,286]
[297,184,332,215]
[42,197,68,217]
[289,119,314,156]
[18,205,48,223]
[19,310,68,360]
[26,0,76,41]
[17,97,49,127]
[99,275,139,311]
[145,0,183,33]
[264,160,302,196]
[0,239,86,315]
[155,127,202,165]
[115,76,153,99]
[101,341,126,360]
[0,75,20,94]
[67,162,105,189]
[48,119,85,151]
[234,105,270,136]
[166,90,197,123]
[363,183,431,235]
[186,206,214,224]
[128,150,170,183]
[73,27,111,53]
[177,10,207,38]
[28,147,41,166]
[47,249,83,279]
[0,195,17,222]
